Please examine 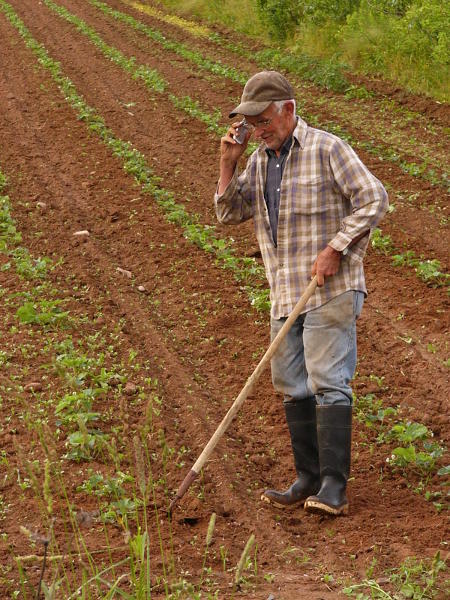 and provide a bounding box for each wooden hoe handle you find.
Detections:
[168,276,318,513]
